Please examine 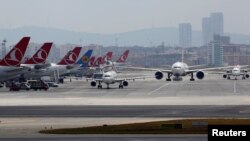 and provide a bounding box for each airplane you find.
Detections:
[105,50,130,67]
[64,49,94,77]
[154,61,205,81]
[210,65,250,80]
[23,47,82,79]
[0,37,30,82]
[116,50,129,63]
[118,49,212,81]
[21,42,53,69]
[91,52,113,67]
[89,64,145,89]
